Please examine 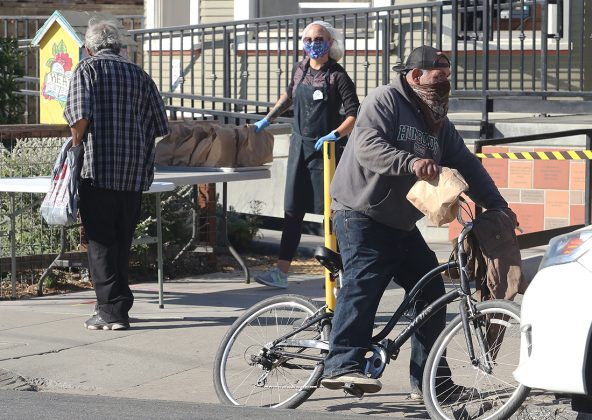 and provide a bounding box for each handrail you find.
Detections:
[475,129,592,148]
